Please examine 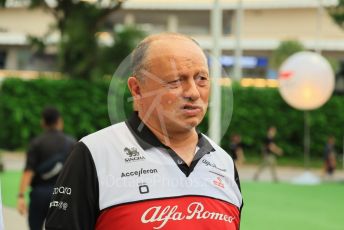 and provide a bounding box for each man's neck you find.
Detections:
[139,115,199,166]
[152,125,198,166]
[144,120,198,148]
